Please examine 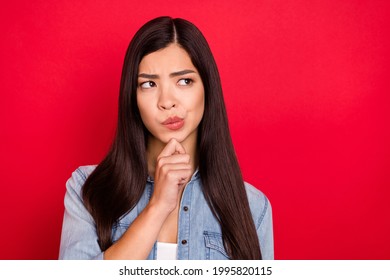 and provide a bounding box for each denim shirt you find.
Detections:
[59,165,274,260]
